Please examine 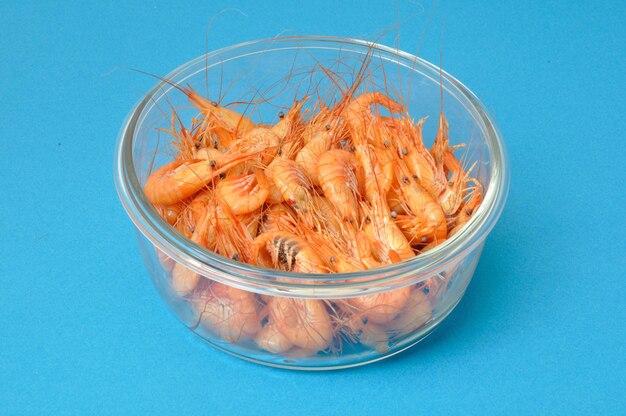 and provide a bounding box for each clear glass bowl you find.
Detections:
[114,36,509,370]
